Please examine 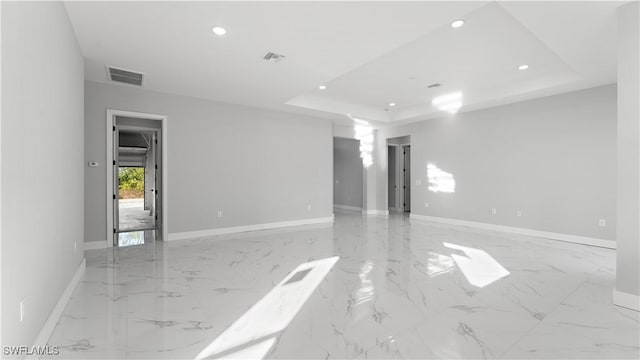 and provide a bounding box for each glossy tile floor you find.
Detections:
[118,230,157,247]
[47,212,639,359]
